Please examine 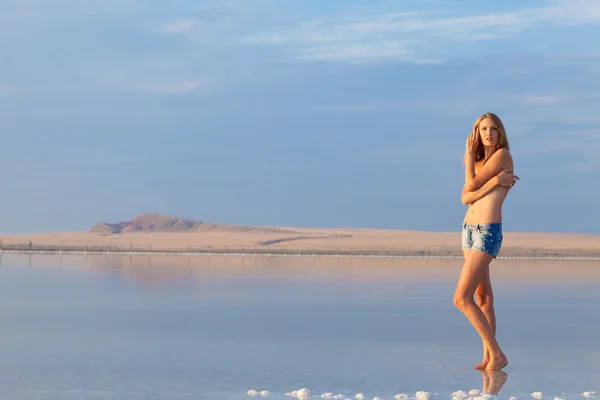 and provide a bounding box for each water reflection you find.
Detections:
[2,253,599,289]
[0,254,598,399]
[480,370,508,396]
